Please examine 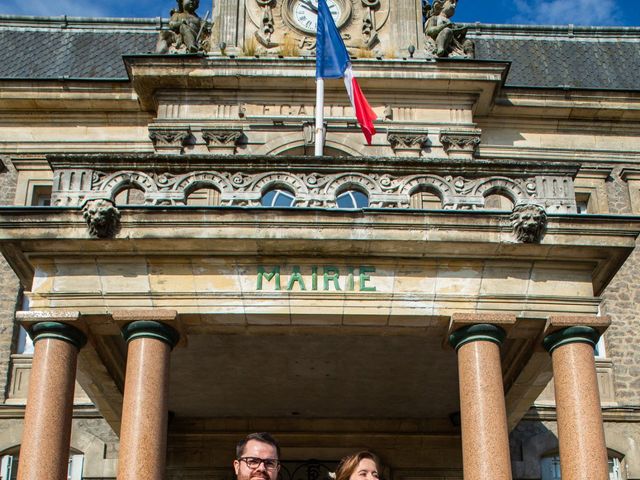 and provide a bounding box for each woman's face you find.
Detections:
[349,459,379,480]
